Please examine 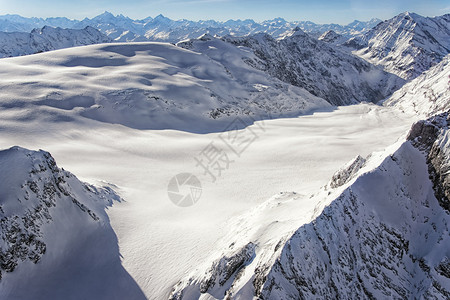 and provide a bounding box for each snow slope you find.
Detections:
[0,26,111,58]
[384,54,450,116]
[0,41,329,133]
[169,113,450,300]
[0,26,436,299]
[0,102,414,299]
[0,146,146,299]
[349,12,450,80]
[215,30,404,105]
